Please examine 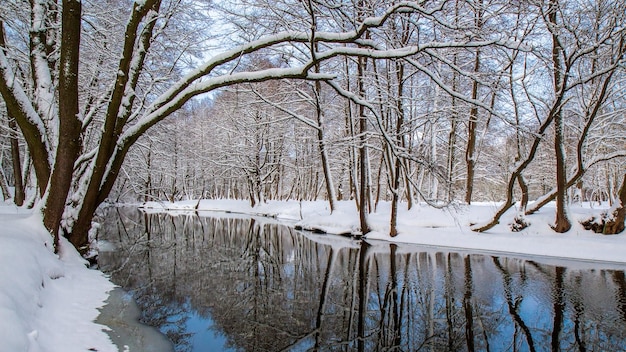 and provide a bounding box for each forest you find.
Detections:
[0,0,625,251]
